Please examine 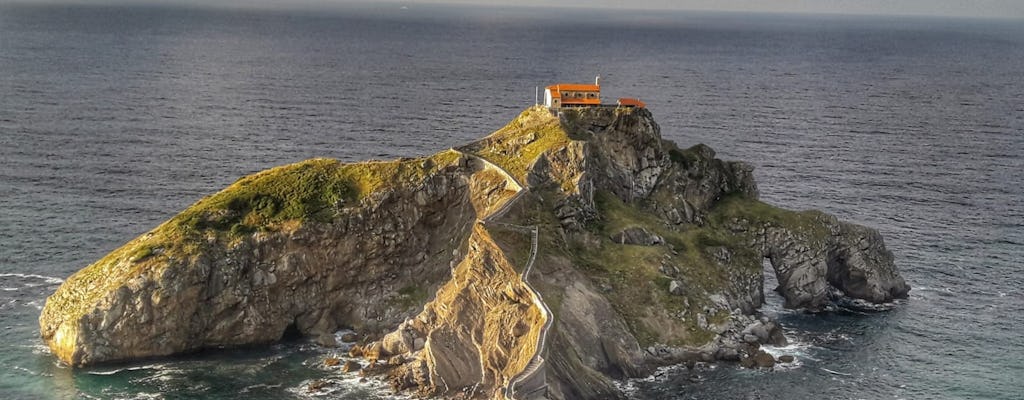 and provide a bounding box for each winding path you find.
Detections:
[453,149,552,400]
